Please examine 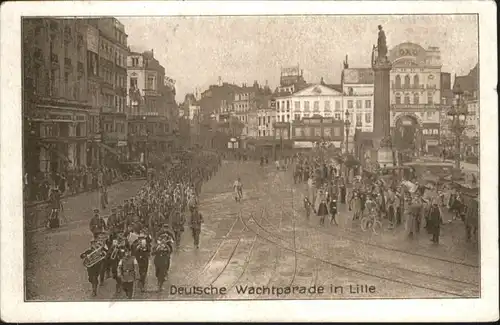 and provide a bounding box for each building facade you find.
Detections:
[341,67,375,135]
[388,42,443,154]
[23,18,92,184]
[291,116,345,150]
